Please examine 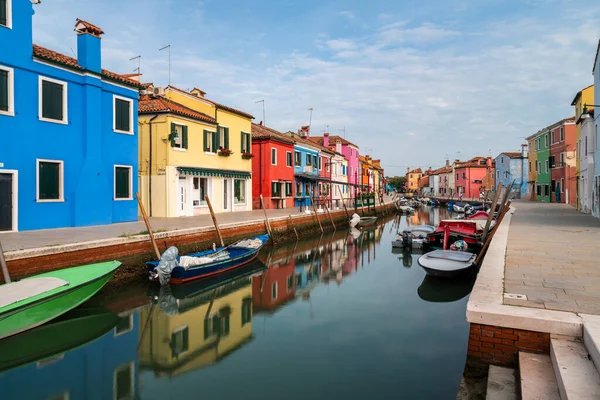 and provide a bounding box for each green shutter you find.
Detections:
[170,122,177,147]
[115,167,130,199]
[115,98,130,132]
[39,162,60,200]
[42,80,64,121]
[212,131,218,152]
[203,130,208,151]
[241,132,245,152]
[0,69,7,111]
[0,0,6,26]
[182,125,188,149]
[246,134,251,154]
[224,127,229,150]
